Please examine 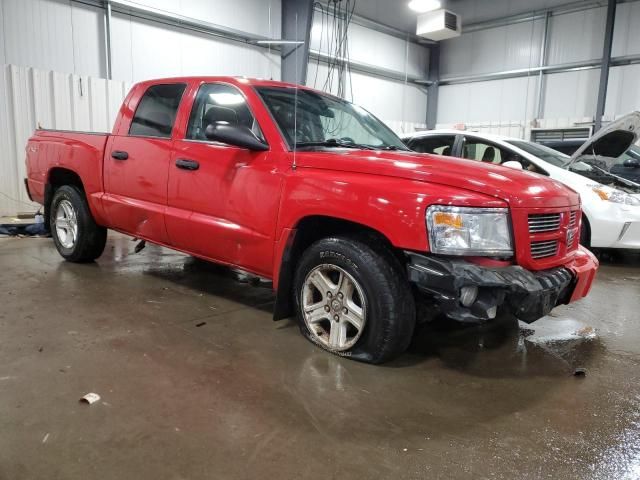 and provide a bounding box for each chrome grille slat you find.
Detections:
[528,213,562,233]
[569,211,577,228]
[530,239,559,259]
